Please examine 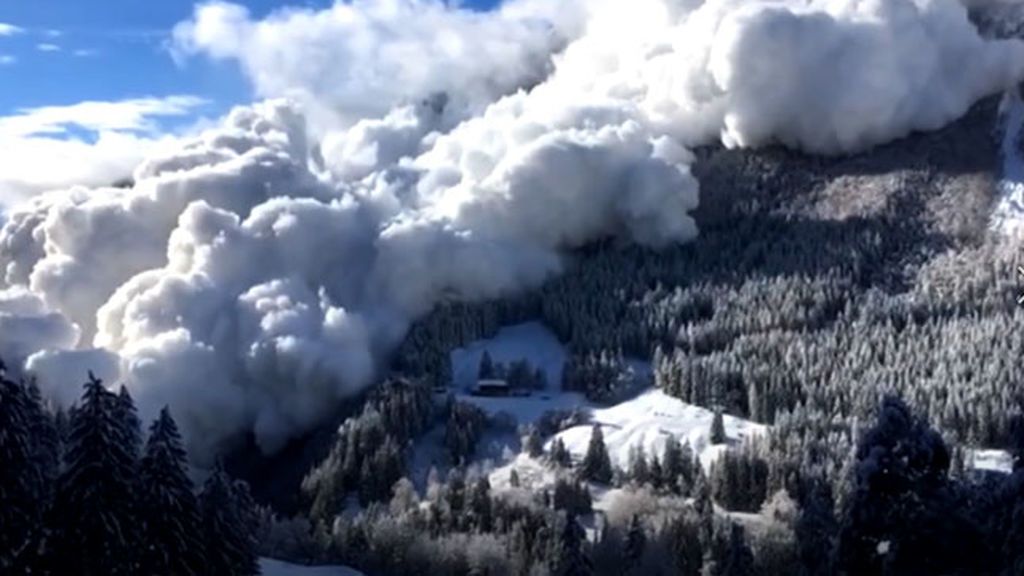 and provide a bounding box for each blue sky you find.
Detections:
[0,0,499,124]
